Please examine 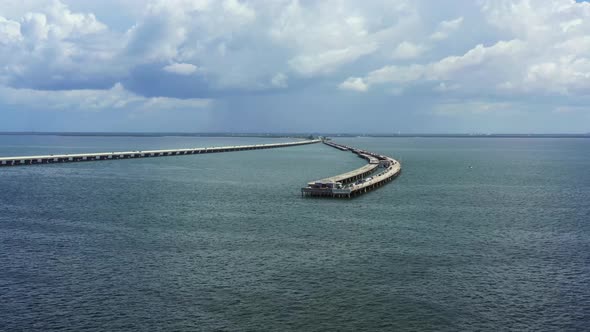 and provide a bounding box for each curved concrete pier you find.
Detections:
[302,141,401,198]
[0,139,321,167]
